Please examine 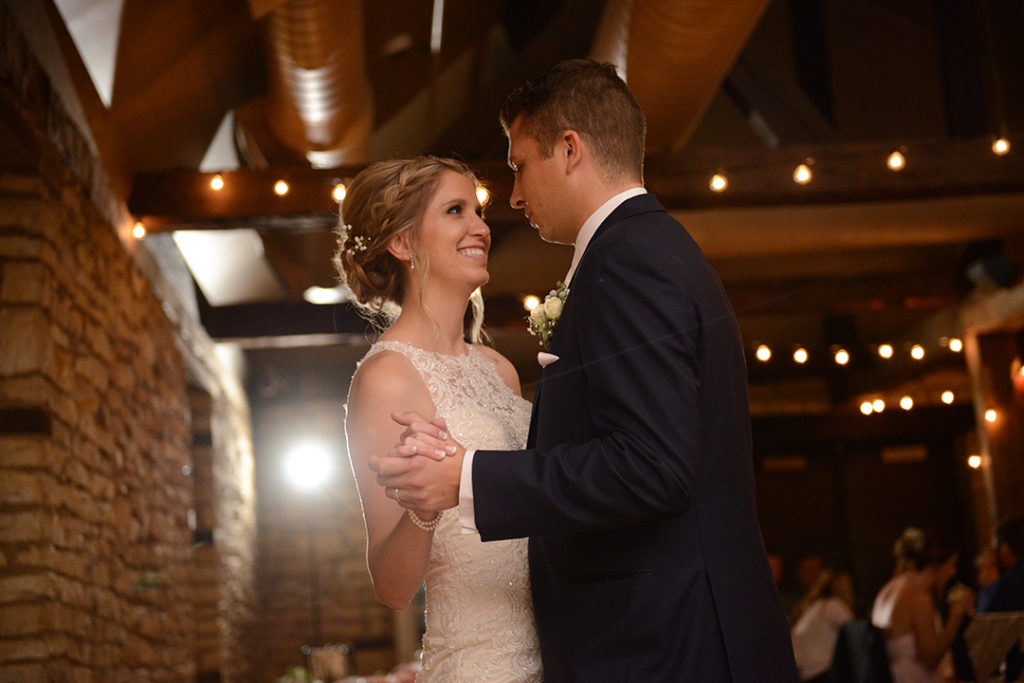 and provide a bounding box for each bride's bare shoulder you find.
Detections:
[349,349,424,405]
